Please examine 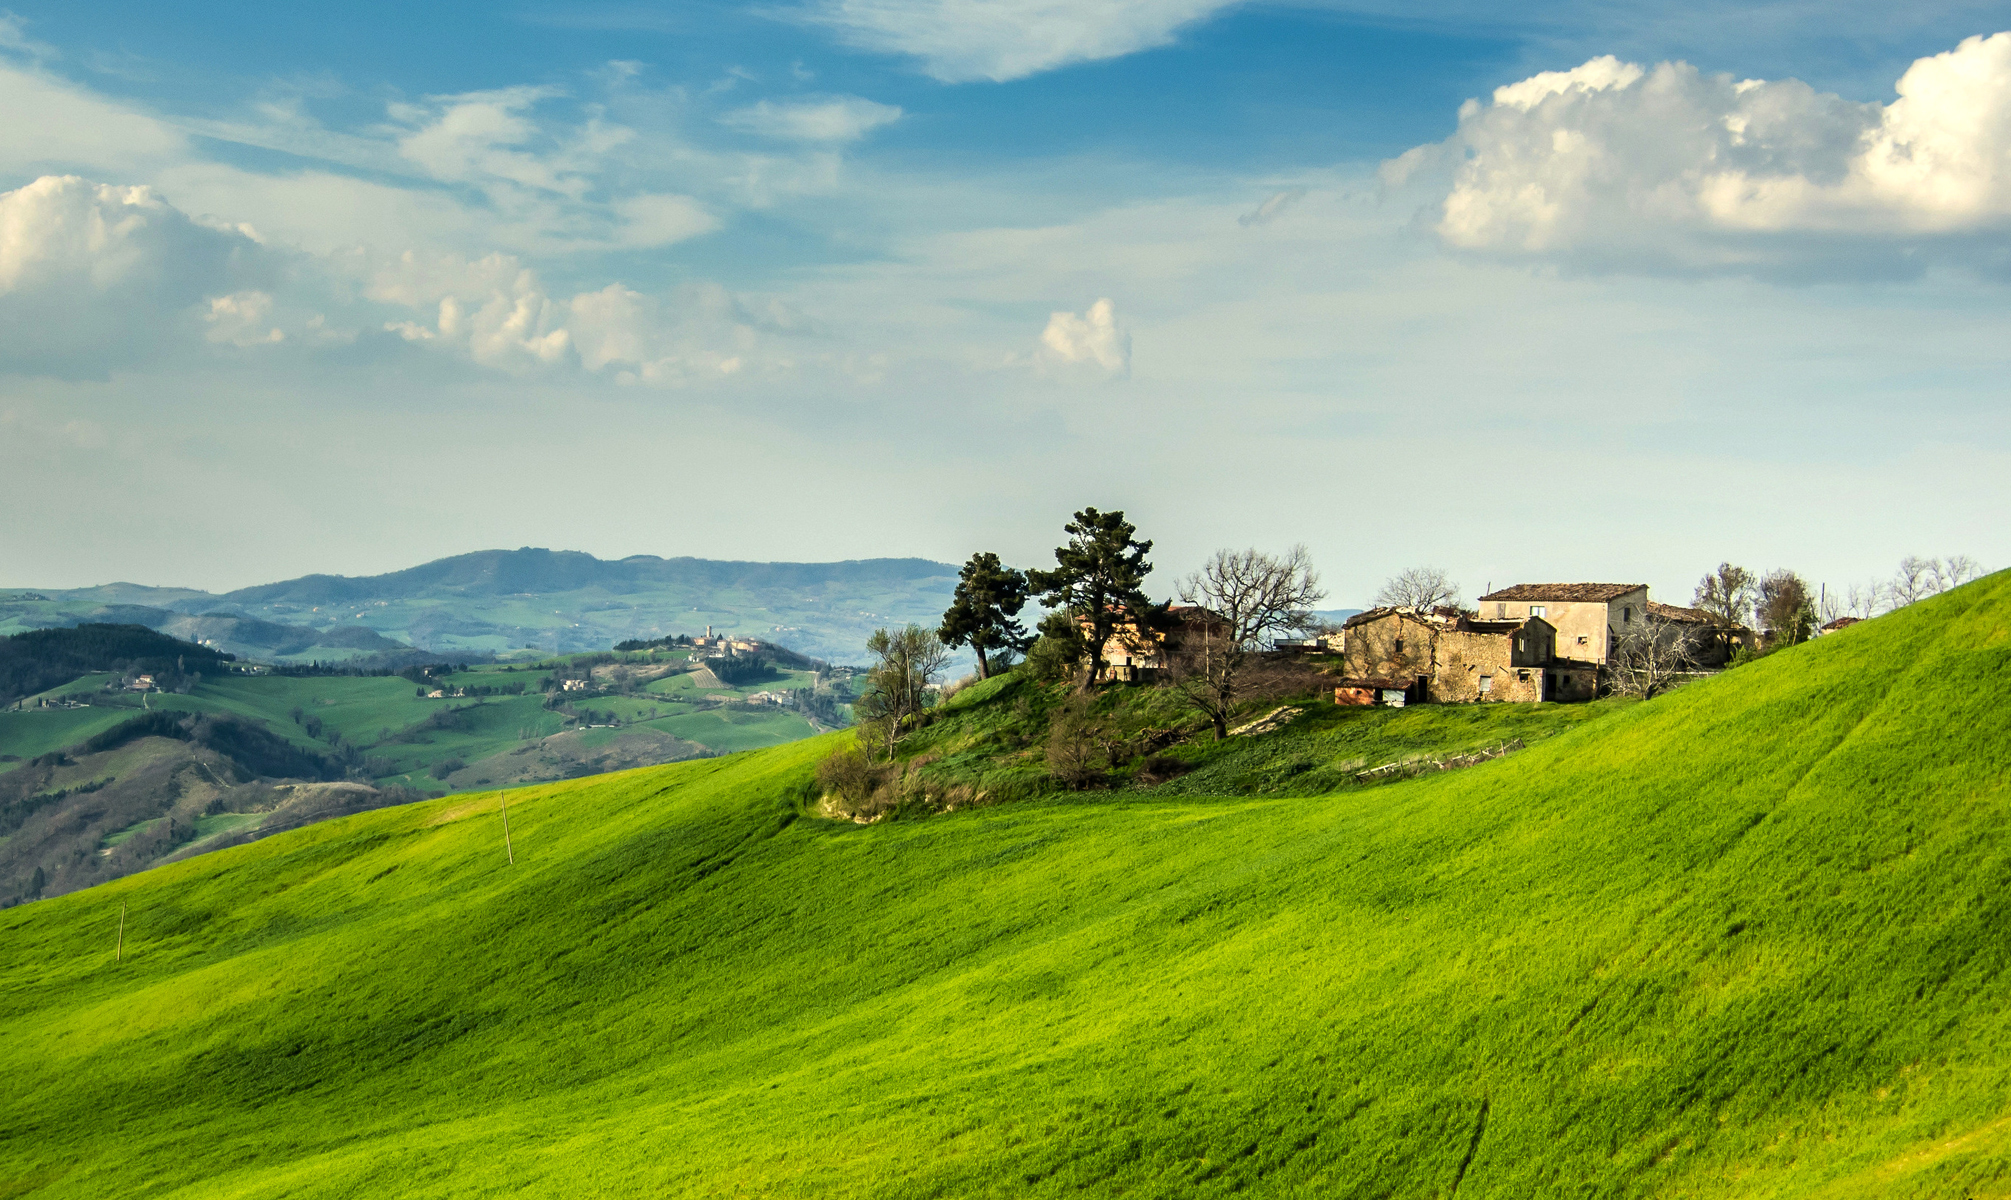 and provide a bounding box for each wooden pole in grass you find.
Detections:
[501,796,515,866]
[115,902,125,964]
